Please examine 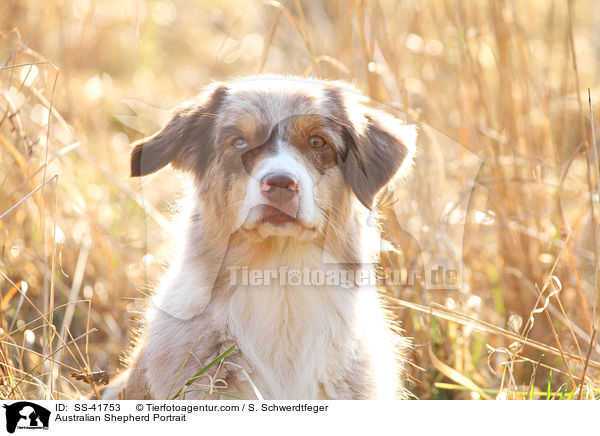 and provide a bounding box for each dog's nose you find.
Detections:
[261,173,298,191]
[260,173,298,202]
